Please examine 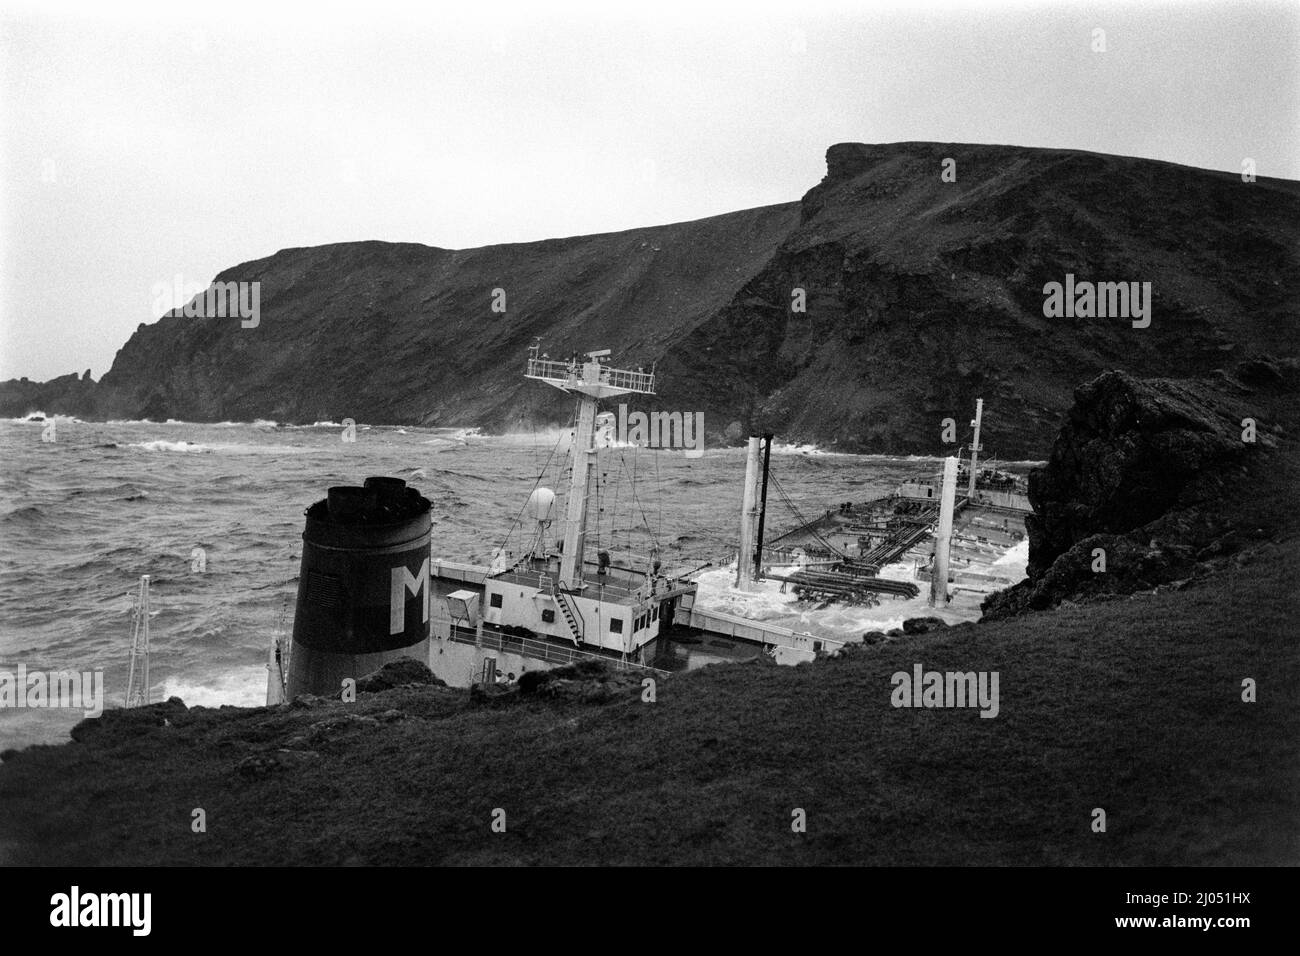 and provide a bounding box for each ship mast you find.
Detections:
[967,397,984,501]
[735,436,761,589]
[125,574,151,708]
[525,345,656,590]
